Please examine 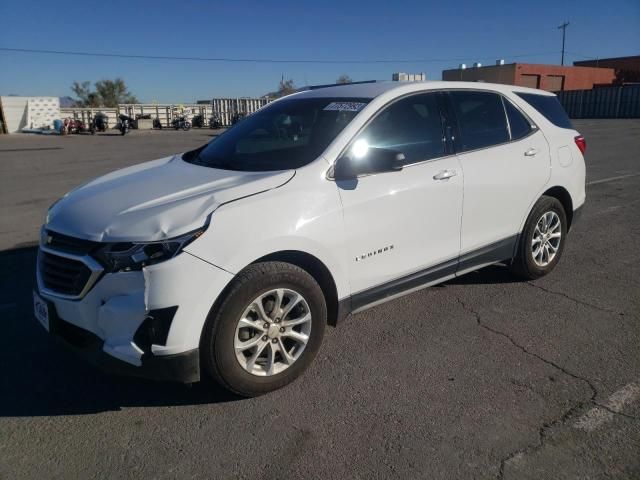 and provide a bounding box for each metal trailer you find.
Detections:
[556,84,640,119]
[59,97,272,129]
[61,104,209,129]
[210,97,271,126]
[59,107,120,129]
